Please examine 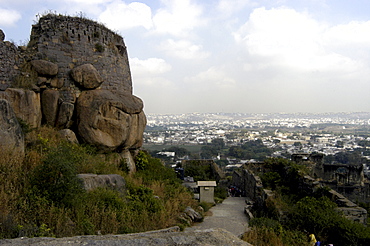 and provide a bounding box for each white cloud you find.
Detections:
[185,66,236,89]
[67,0,108,3]
[152,0,204,37]
[324,21,370,46]
[130,57,171,76]
[216,0,251,17]
[99,1,153,31]
[160,39,209,59]
[234,7,362,72]
[0,8,21,26]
